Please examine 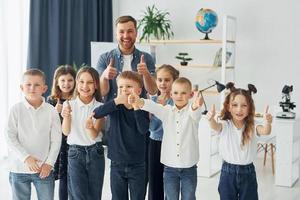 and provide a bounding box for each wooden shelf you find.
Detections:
[140,39,235,45]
